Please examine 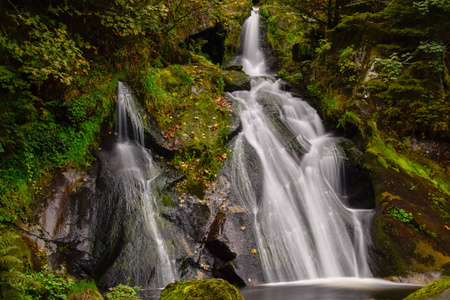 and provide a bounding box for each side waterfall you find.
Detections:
[229,8,372,282]
[112,82,176,287]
